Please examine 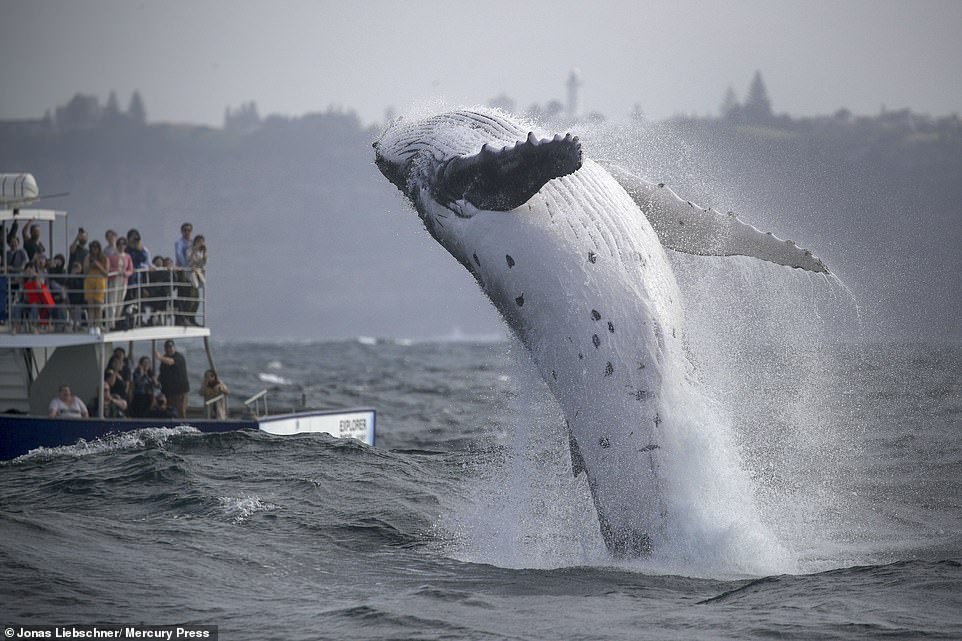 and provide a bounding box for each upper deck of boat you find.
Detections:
[0,206,209,350]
